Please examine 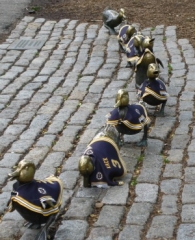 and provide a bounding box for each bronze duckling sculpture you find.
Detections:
[126,34,155,68]
[7,159,63,239]
[78,124,127,188]
[134,48,164,89]
[106,89,151,147]
[117,24,136,52]
[115,88,130,108]
[102,7,126,35]
[134,34,155,53]
[138,63,168,117]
